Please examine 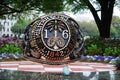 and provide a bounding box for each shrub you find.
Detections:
[104,47,120,56]
[0,44,22,54]
[85,44,102,56]
[84,38,120,57]
[0,37,23,54]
